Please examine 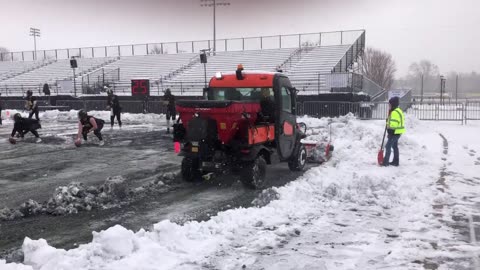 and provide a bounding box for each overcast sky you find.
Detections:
[0,0,478,76]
